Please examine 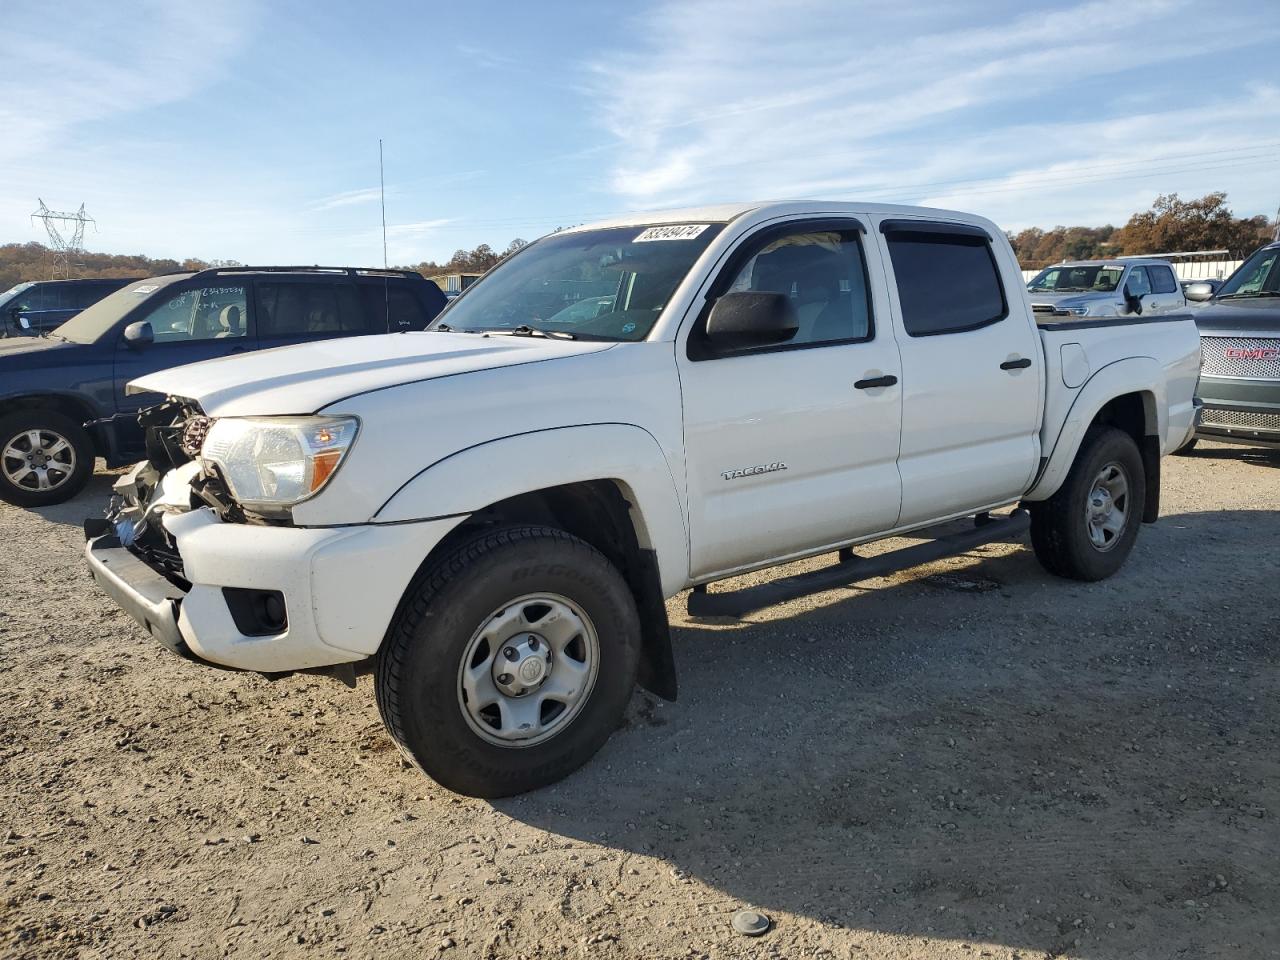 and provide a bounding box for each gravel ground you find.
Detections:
[2,442,1278,960]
